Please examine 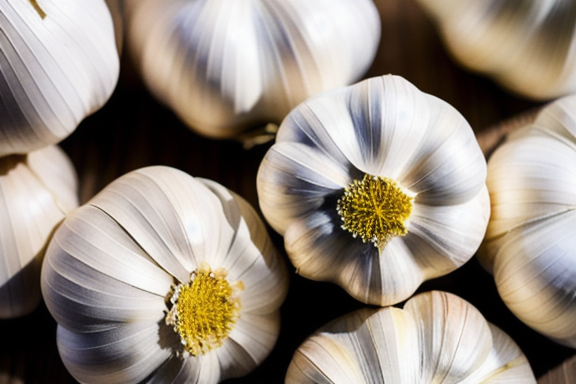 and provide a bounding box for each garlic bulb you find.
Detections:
[0,0,120,157]
[0,145,78,319]
[415,0,576,100]
[257,74,490,306]
[479,94,576,348]
[124,0,381,139]
[286,290,536,383]
[41,166,289,384]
